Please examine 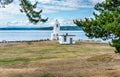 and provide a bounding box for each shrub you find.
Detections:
[42,73,55,77]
